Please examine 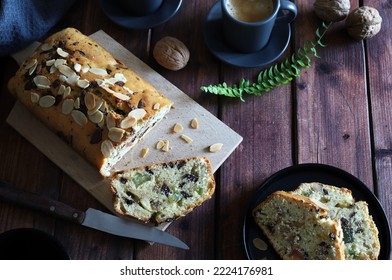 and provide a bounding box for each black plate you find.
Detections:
[243,163,391,260]
[99,0,182,29]
[203,1,290,68]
